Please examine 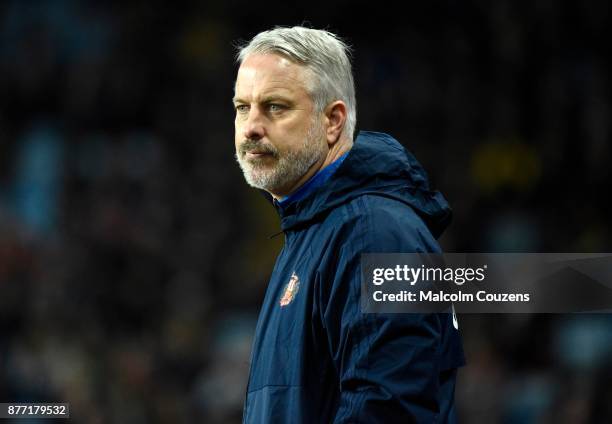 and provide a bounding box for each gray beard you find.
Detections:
[235,120,326,194]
